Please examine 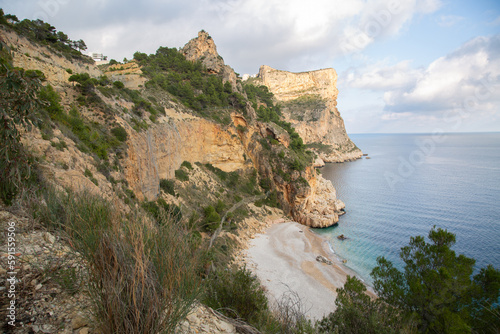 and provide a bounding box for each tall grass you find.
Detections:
[31,187,201,333]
